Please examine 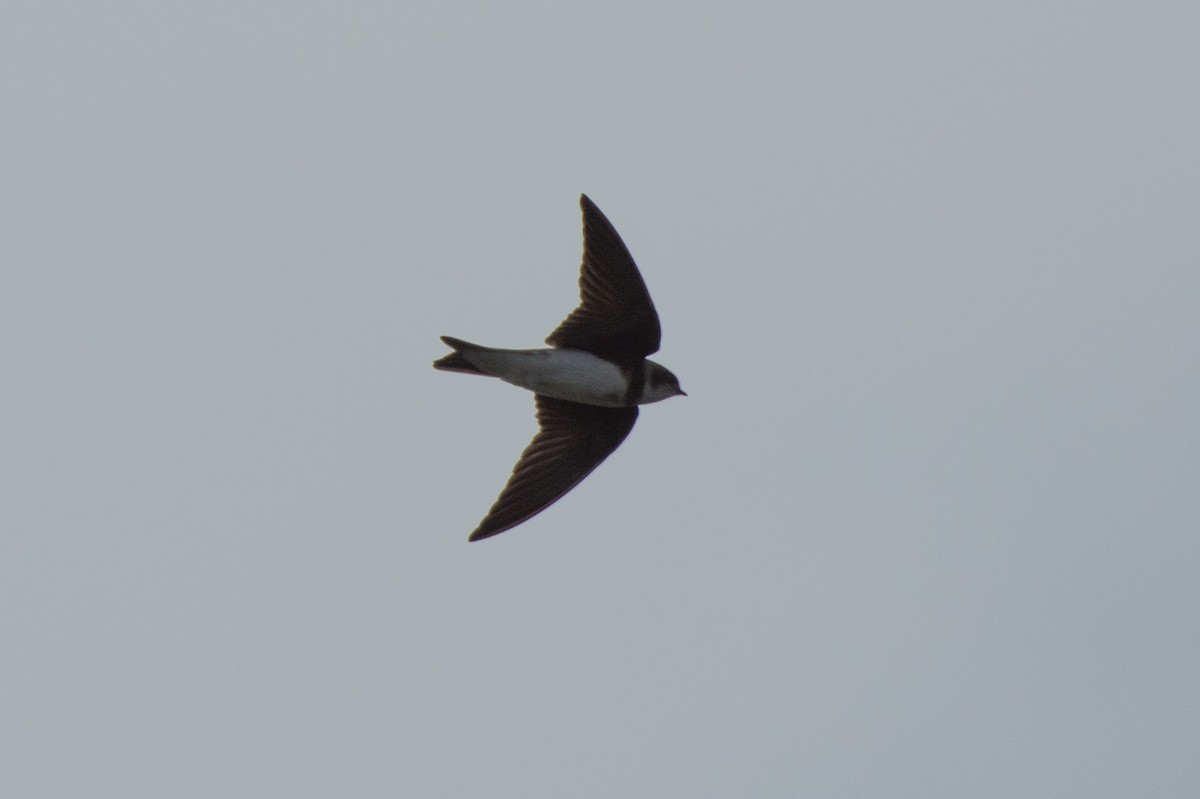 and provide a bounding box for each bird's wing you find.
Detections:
[545,194,661,358]
[469,395,638,541]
